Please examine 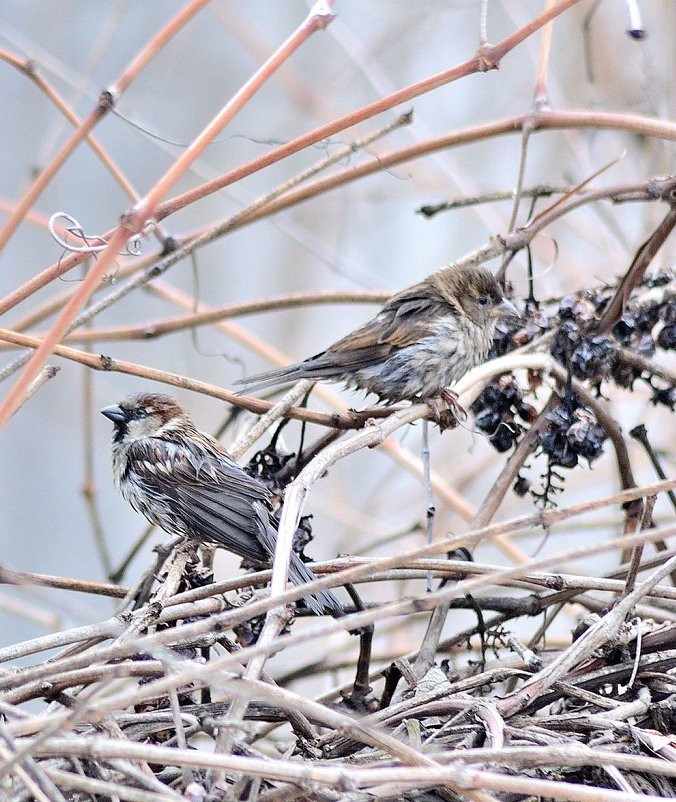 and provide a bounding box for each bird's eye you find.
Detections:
[136,408,149,418]
[476,296,489,306]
